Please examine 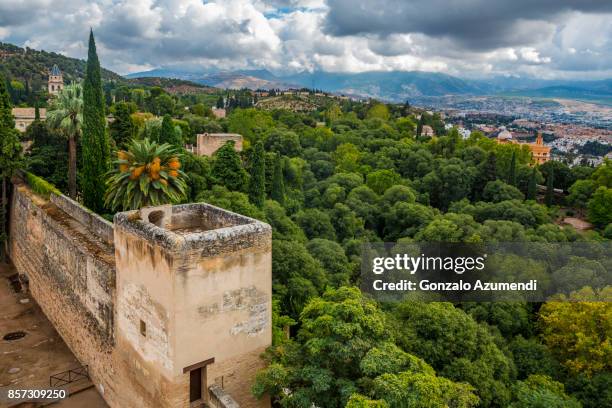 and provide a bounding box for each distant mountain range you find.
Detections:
[128,68,612,103]
[2,39,609,104]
